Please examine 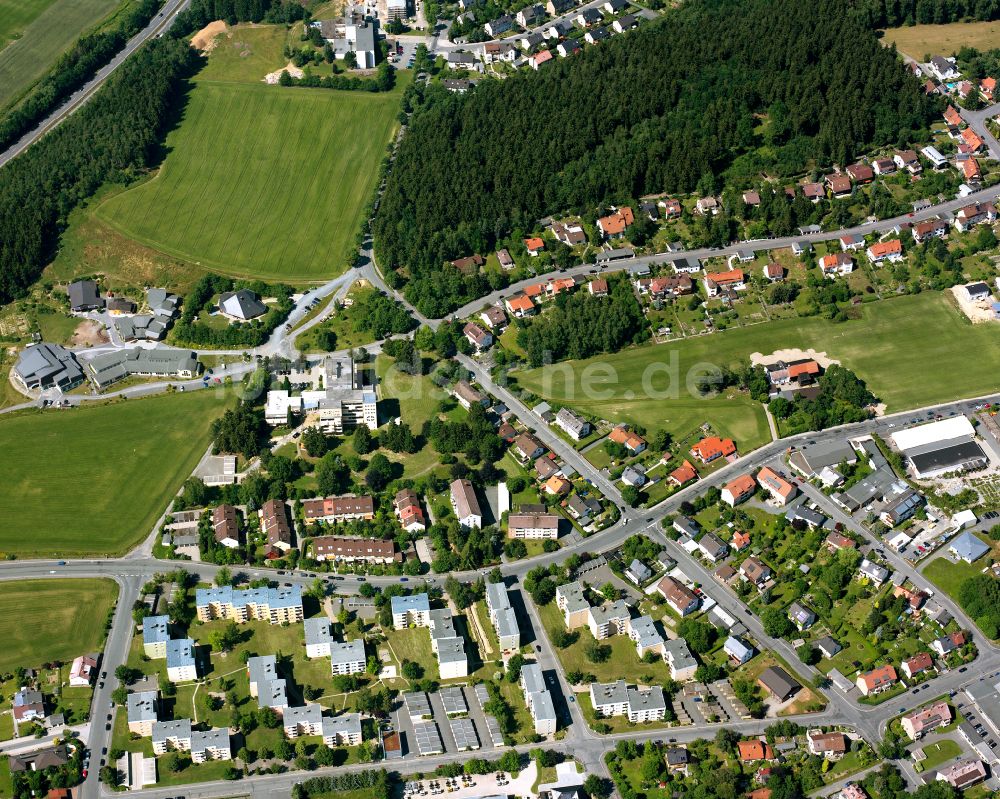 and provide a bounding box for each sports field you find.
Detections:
[882,20,1000,59]
[0,578,118,671]
[96,75,406,282]
[0,0,119,109]
[0,390,230,557]
[517,293,1000,447]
